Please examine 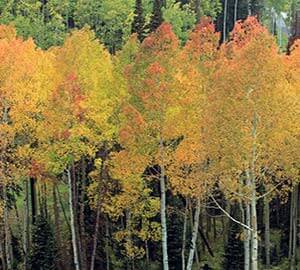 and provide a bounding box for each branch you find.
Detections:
[209,194,253,232]
[257,181,284,200]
